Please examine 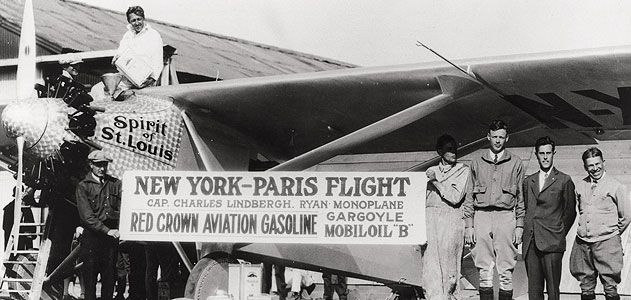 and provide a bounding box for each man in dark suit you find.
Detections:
[522,136,577,300]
